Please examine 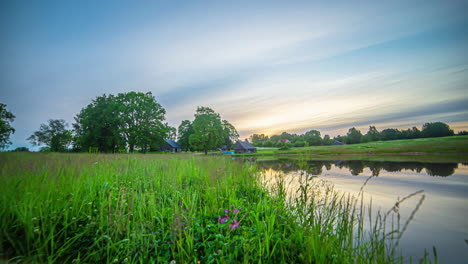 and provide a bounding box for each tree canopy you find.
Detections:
[28,119,72,152]
[0,103,15,149]
[73,92,168,153]
[422,122,454,138]
[177,120,194,152]
[189,107,224,155]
